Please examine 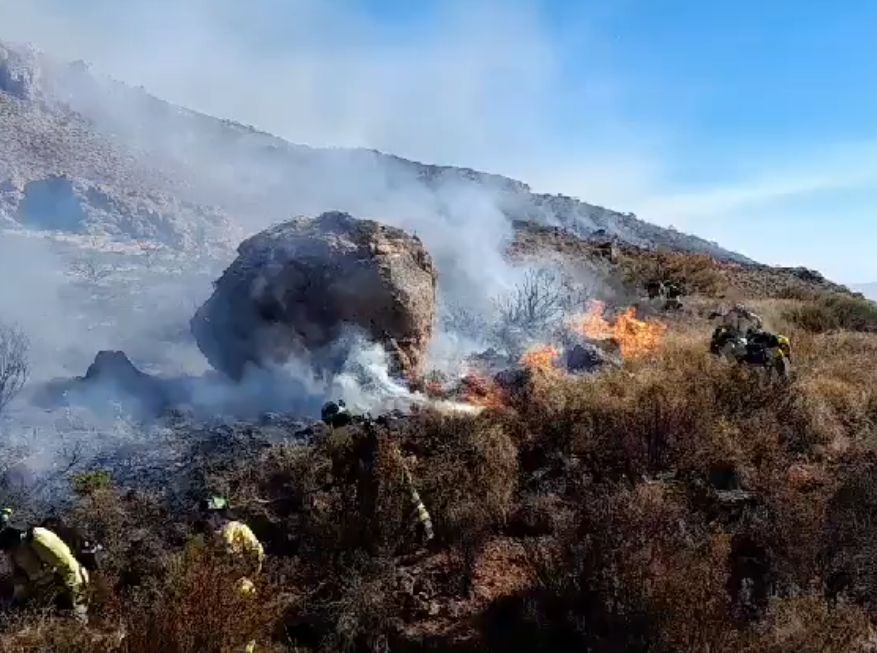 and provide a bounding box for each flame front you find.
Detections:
[520,344,561,371]
[570,300,667,359]
[460,373,506,409]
